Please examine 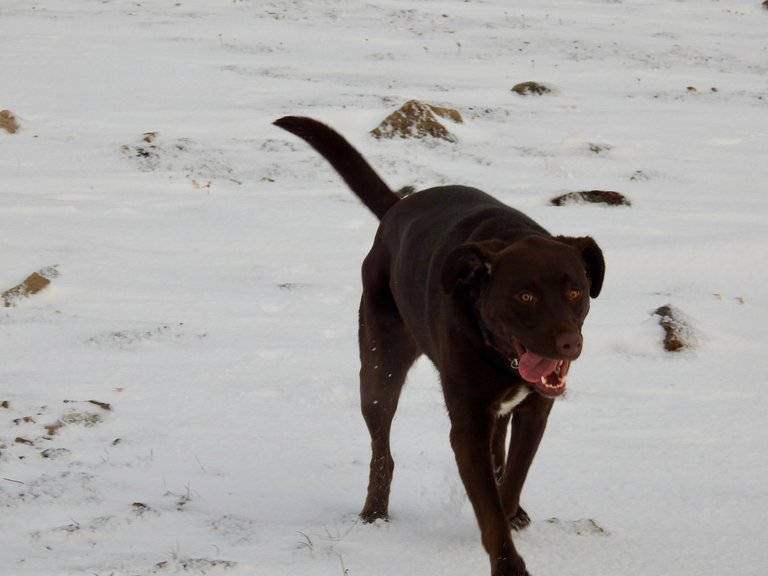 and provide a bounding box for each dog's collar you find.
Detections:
[477,317,520,371]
